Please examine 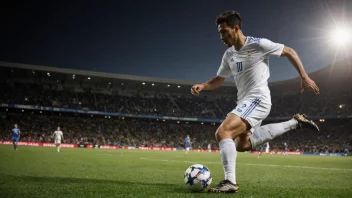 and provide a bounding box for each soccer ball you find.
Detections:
[184,164,212,191]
